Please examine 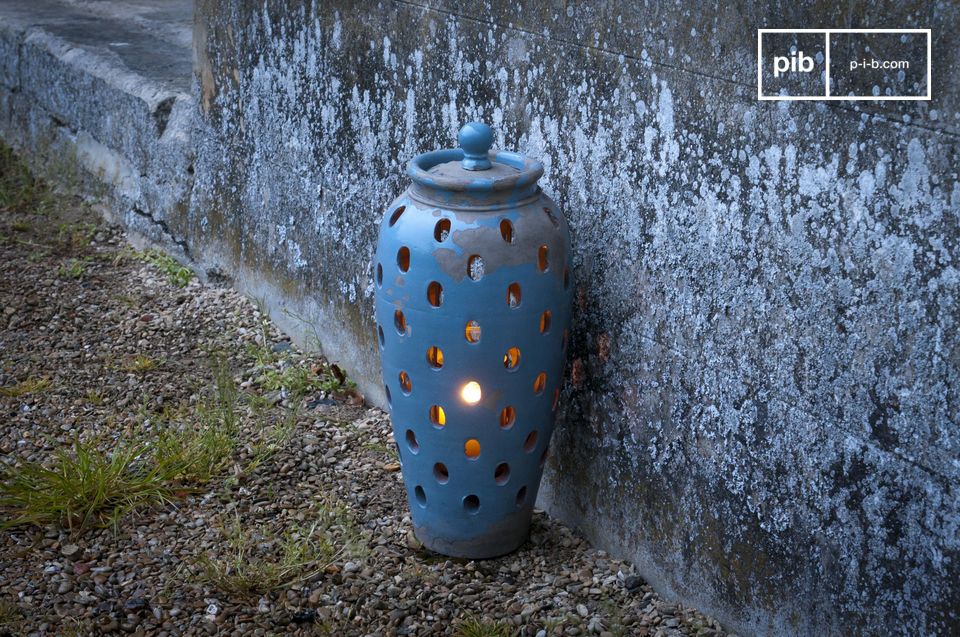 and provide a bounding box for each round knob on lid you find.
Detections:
[458,122,493,171]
